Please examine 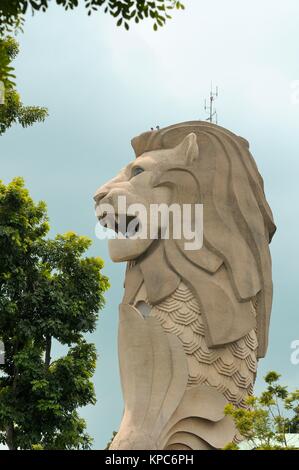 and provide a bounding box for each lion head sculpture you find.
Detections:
[94,121,276,358]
